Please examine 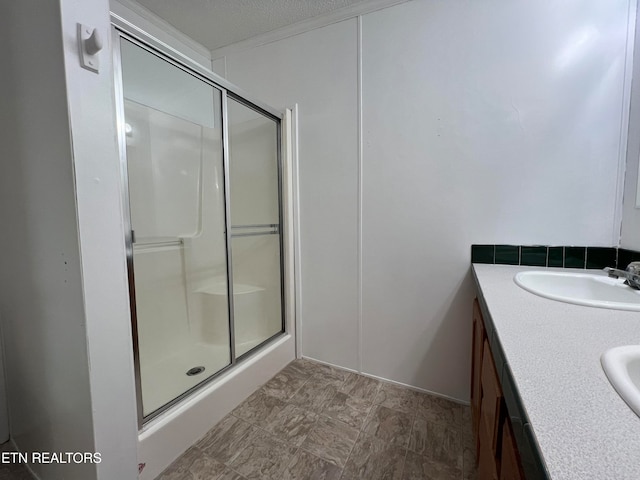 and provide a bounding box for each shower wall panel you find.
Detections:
[133,247,191,368]
[182,124,229,346]
[230,236,283,355]
[125,102,204,239]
